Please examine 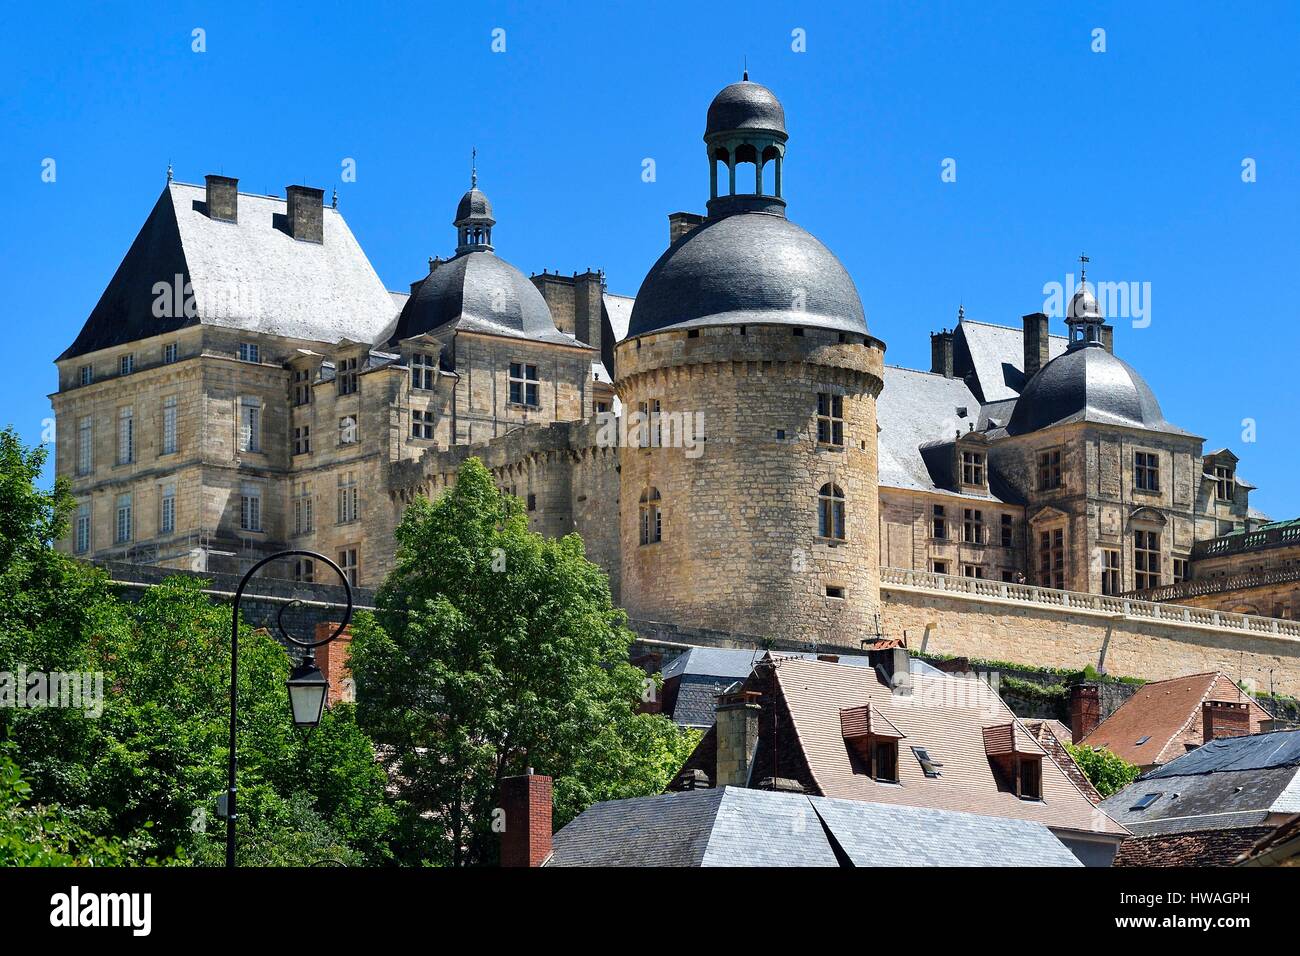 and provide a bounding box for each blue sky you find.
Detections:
[2,1,1297,515]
